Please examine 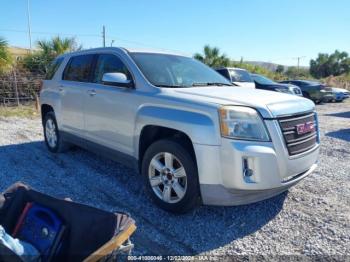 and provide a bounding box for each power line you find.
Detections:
[0,28,190,55]
[0,29,100,37]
